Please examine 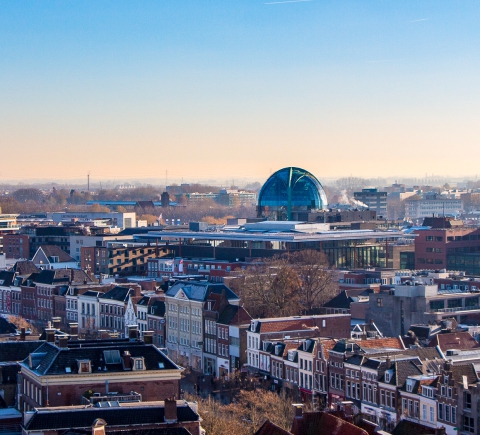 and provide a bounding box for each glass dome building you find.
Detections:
[257,167,328,221]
